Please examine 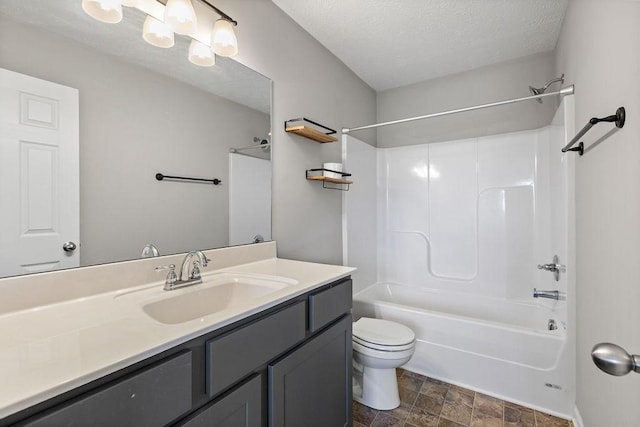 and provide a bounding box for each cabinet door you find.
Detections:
[23,351,192,427]
[269,315,352,427]
[179,375,262,427]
